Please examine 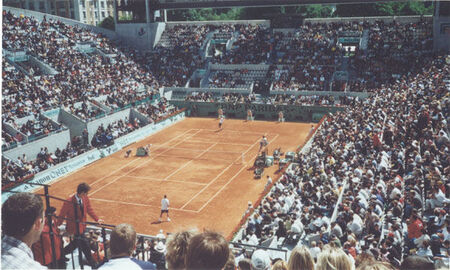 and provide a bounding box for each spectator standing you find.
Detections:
[1,193,46,269]
[56,182,104,267]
